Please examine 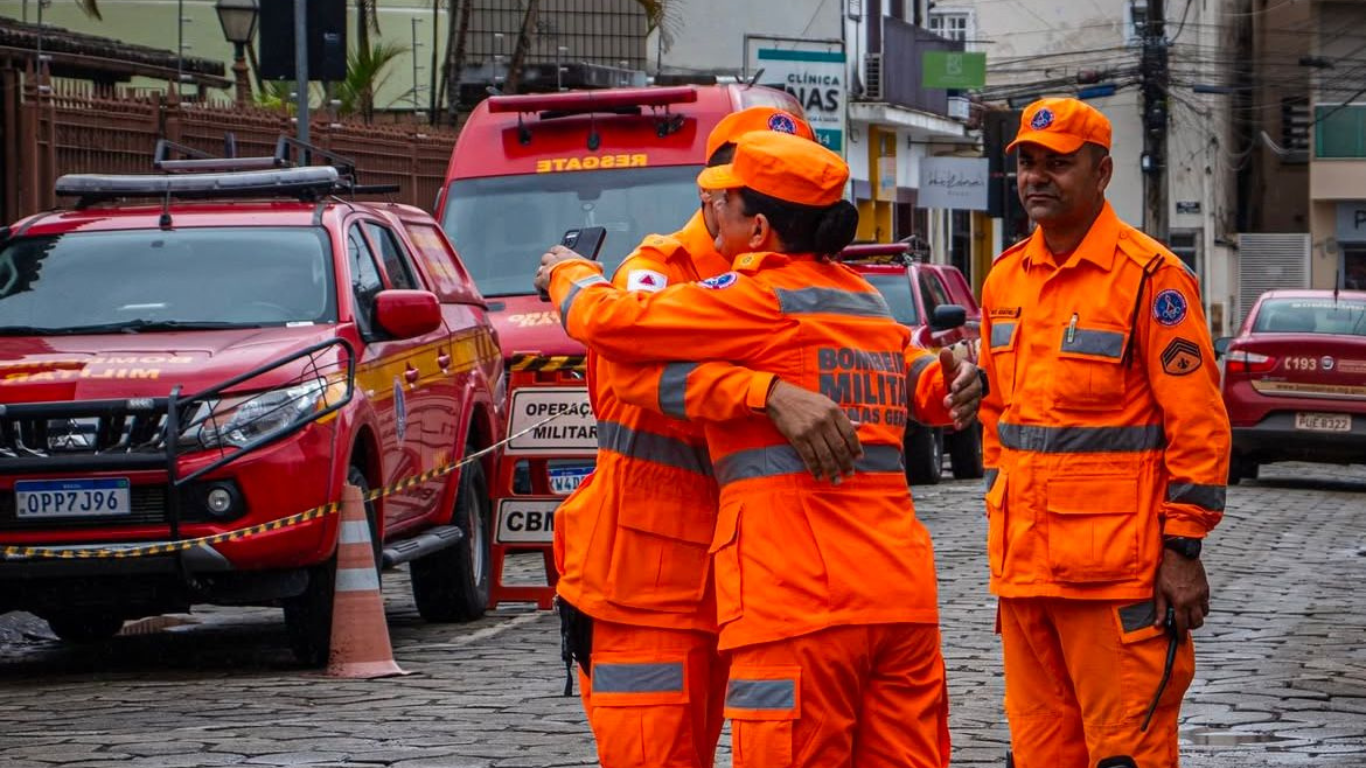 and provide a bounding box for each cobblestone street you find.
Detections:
[2,462,1363,768]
